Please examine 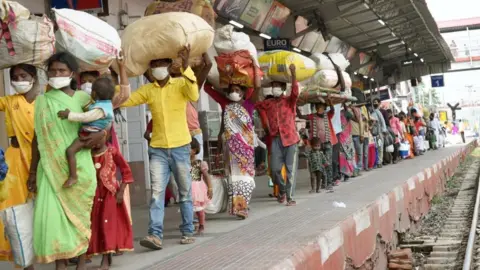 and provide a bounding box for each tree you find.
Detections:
[421,88,441,106]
